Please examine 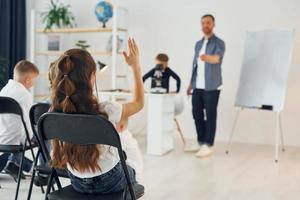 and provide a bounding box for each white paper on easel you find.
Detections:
[235,29,294,112]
